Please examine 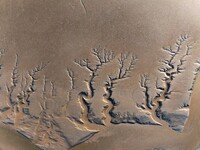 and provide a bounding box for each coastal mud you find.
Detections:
[0,0,200,150]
